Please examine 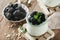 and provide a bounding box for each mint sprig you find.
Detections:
[33,12,39,20]
[33,12,42,23]
[19,26,27,34]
